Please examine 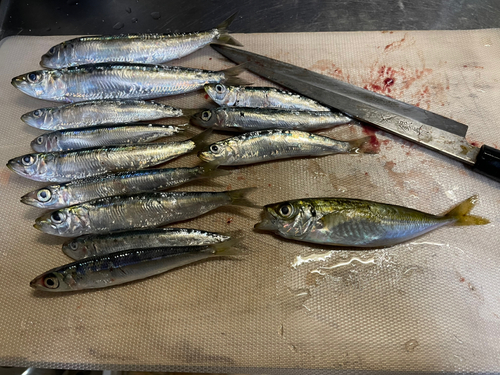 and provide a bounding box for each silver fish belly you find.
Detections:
[21,100,185,130]
[204,84,331,111]
[62,228,232,260]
